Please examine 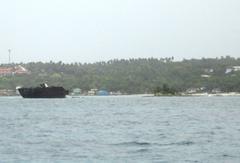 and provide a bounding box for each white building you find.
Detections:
[225,68,233,74]
[201,74,211,78]
[233,66,240,71]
